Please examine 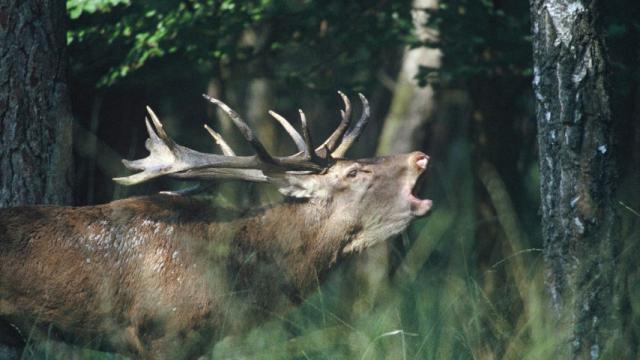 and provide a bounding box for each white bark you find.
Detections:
[376,0,441,155]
